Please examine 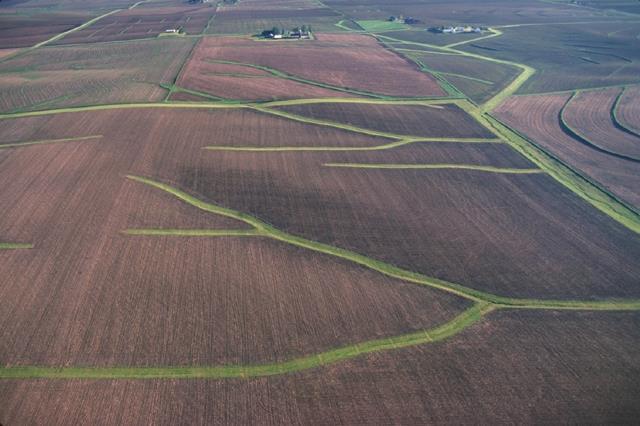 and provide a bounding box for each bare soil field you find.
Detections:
[563,88,640,158]
[617,86,640,134]
[461,22,640,93]
[63,109,639,300]
[2,310,639,424]
[276,102,495,138]
[181,35,446,98]
[0,38,194,113]
[0,108,468,367]
[52,5,215,44]
[0,12,88,48]
[495,93,640,208]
